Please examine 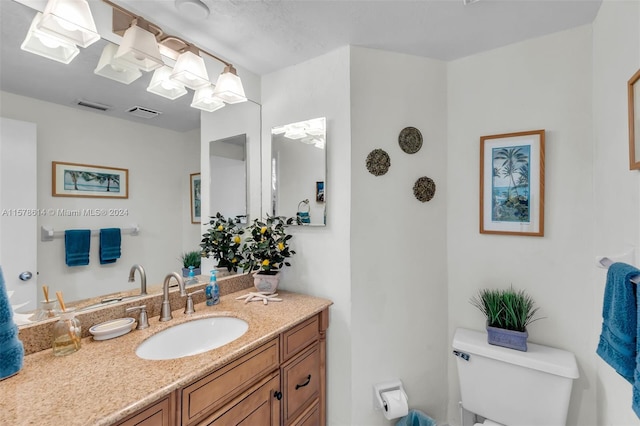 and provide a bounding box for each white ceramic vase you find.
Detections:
[253,271,280,294]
